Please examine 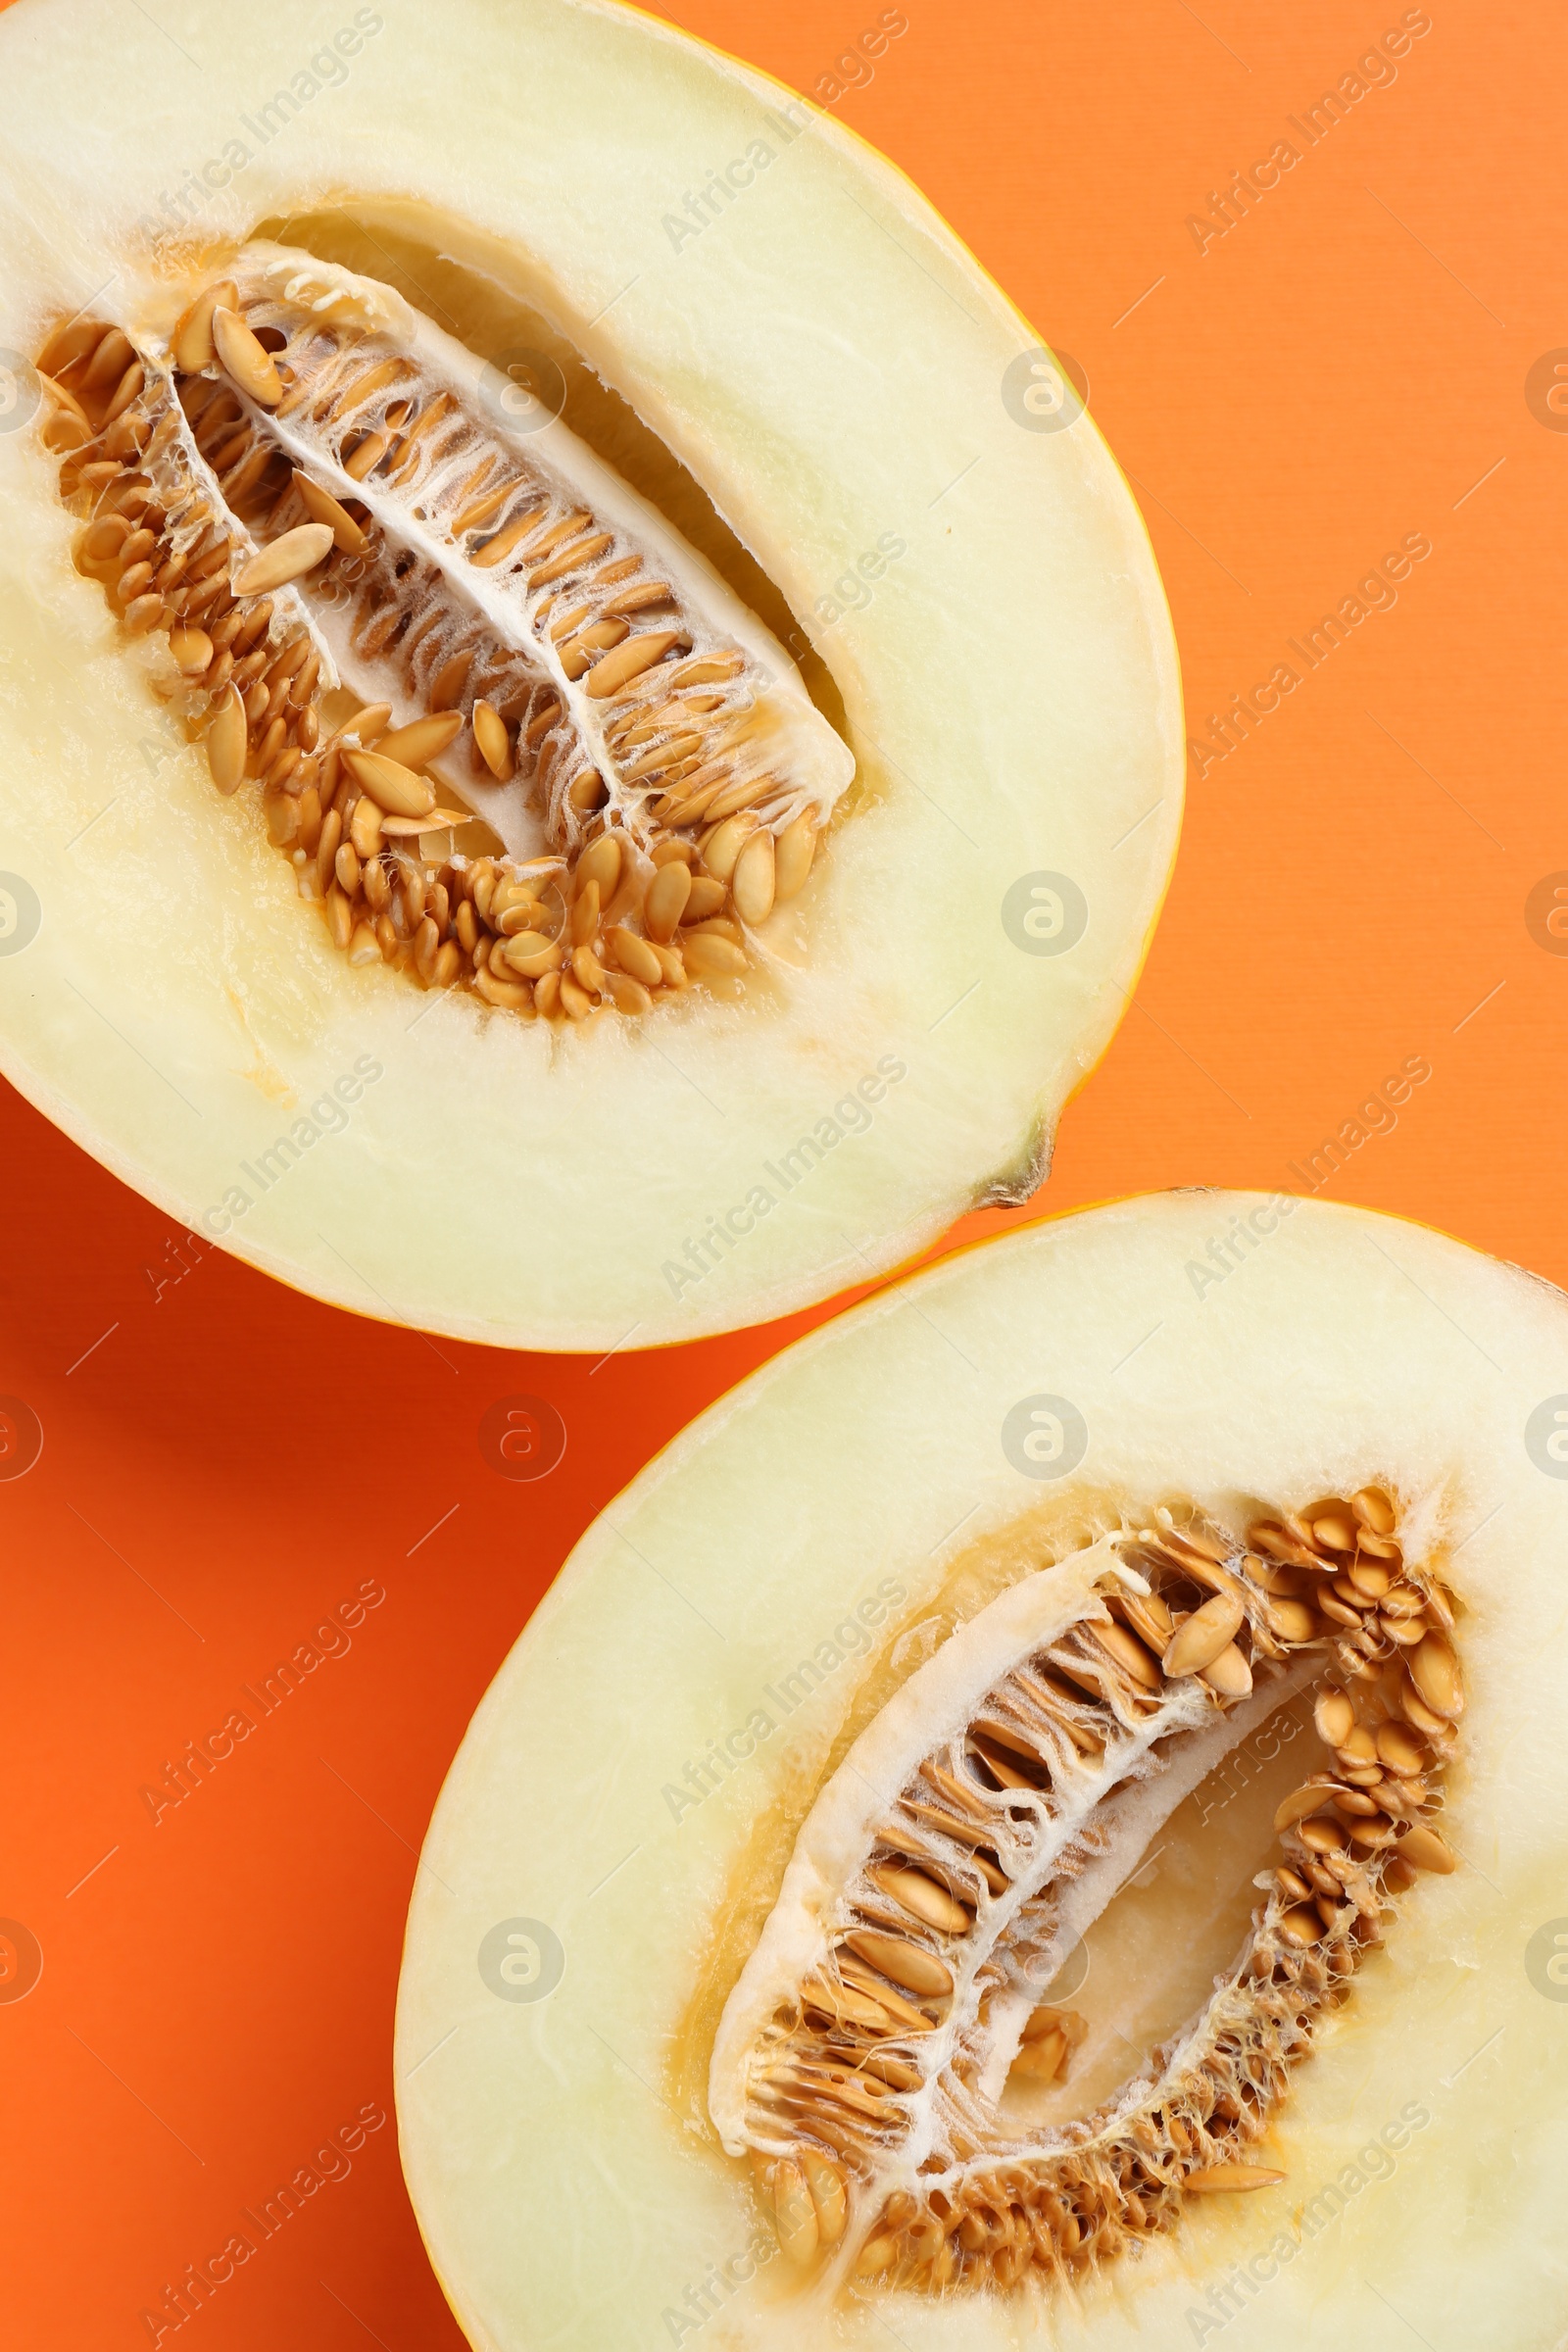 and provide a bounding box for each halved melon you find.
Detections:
[397,1192,1568,2346]
[0,0,1180,1348]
